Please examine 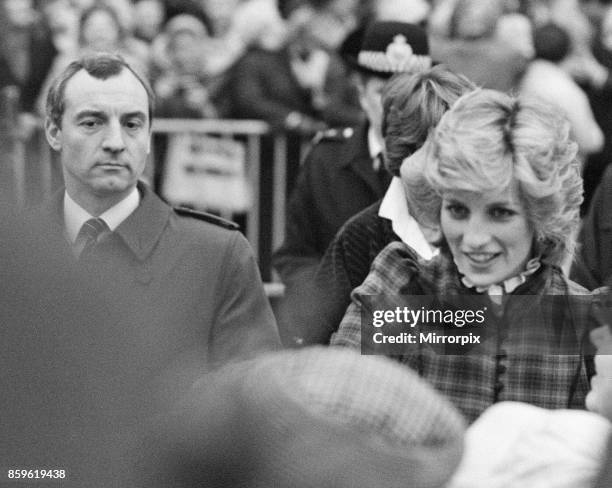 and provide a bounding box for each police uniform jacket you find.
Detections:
[273,123,391,285]
[41,182,281,379]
